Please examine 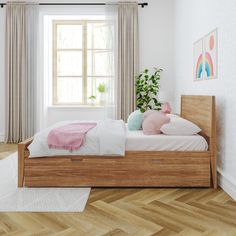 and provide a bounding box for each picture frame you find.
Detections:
[204,29,218,80]
[193,29,218,81]
[194,38,204,81]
